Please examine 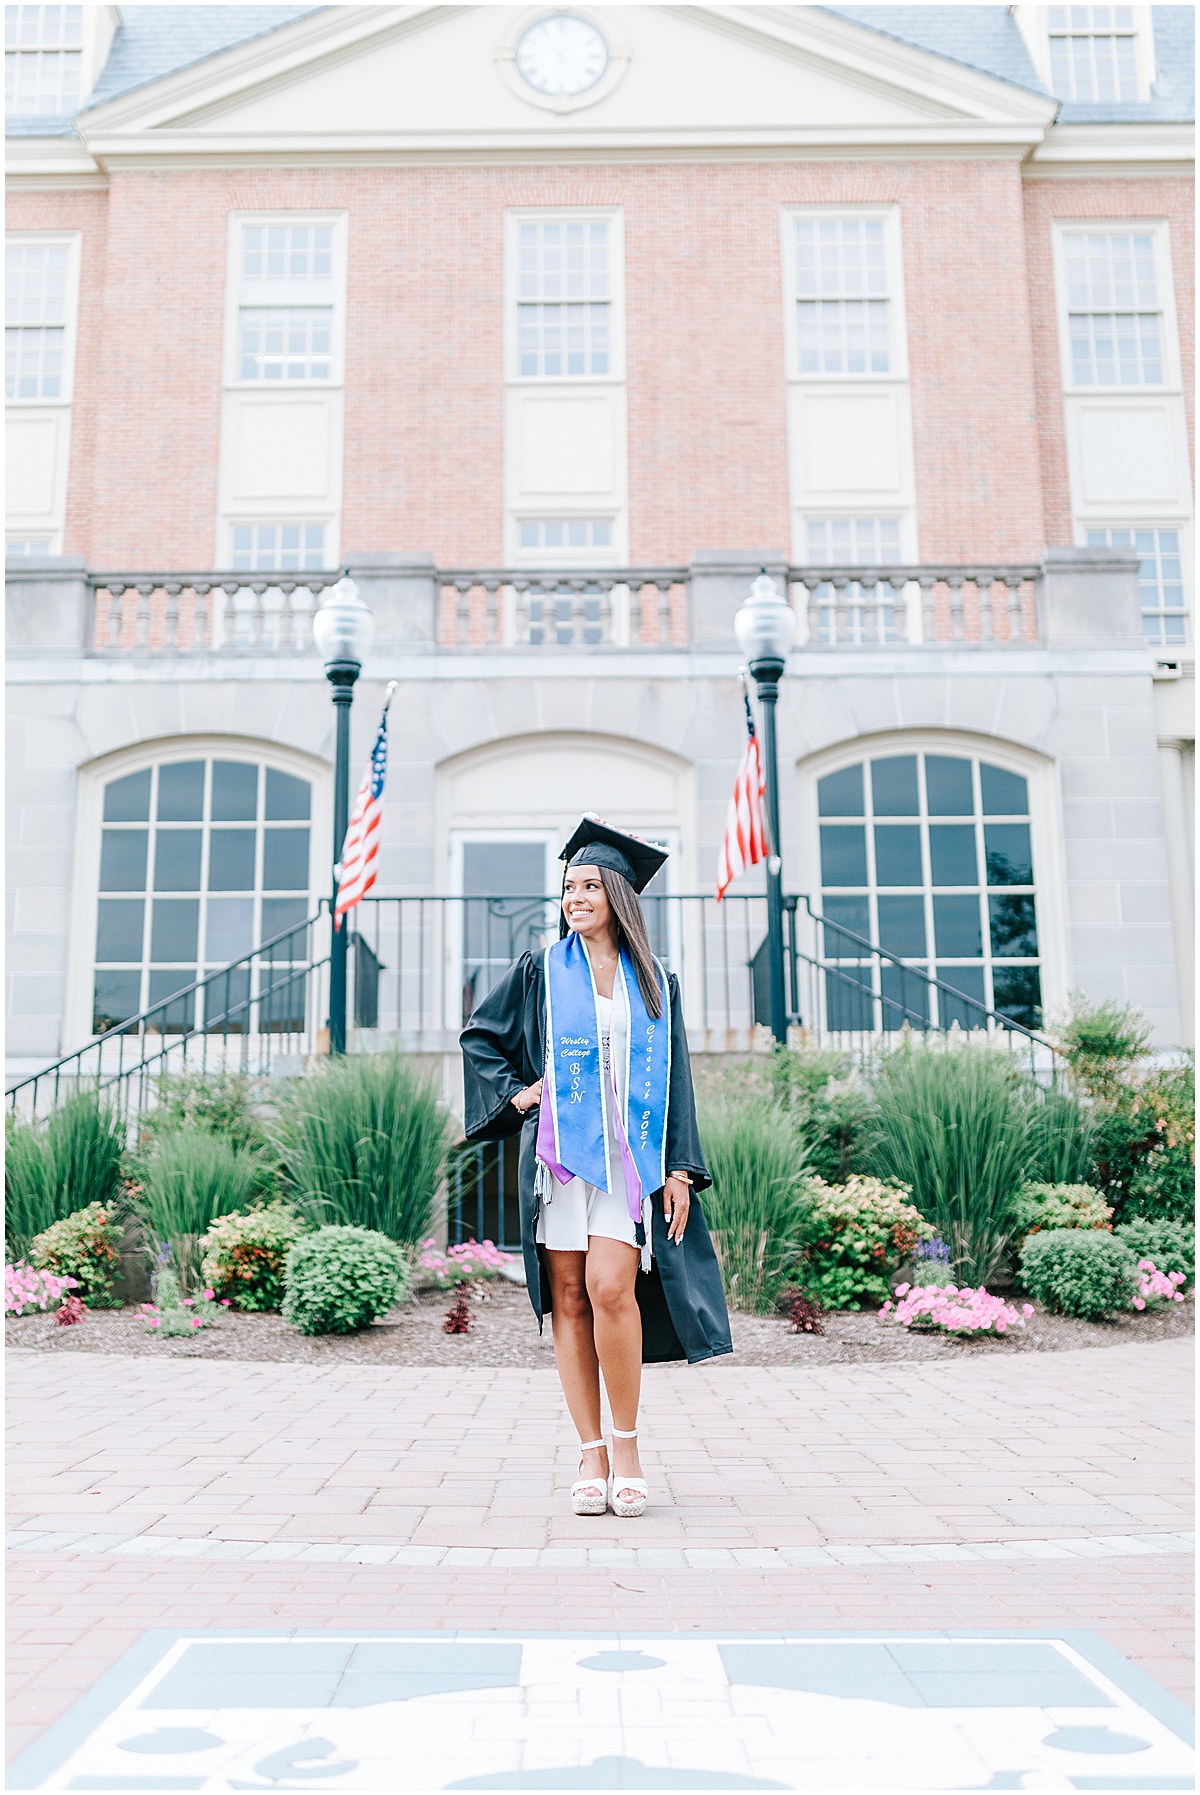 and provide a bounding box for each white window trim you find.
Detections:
[504,207,625,387]
[1075,518,1193,646]
[65,735,330,1054]
[1015,5,1156,101]
[795,731,1070,1029]
[222,211,348,391]
[796,512,919,564]
[4,229,81,408]
[1051,218,1182,396]
[780,204,910,386]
